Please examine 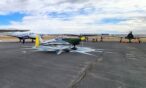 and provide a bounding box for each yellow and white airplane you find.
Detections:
[30,35,103,55]
[34,35,73,55]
